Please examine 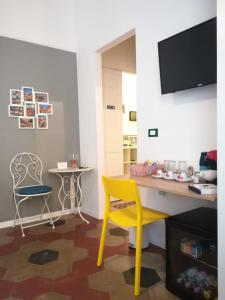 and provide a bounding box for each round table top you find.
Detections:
[48,167,93,174]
